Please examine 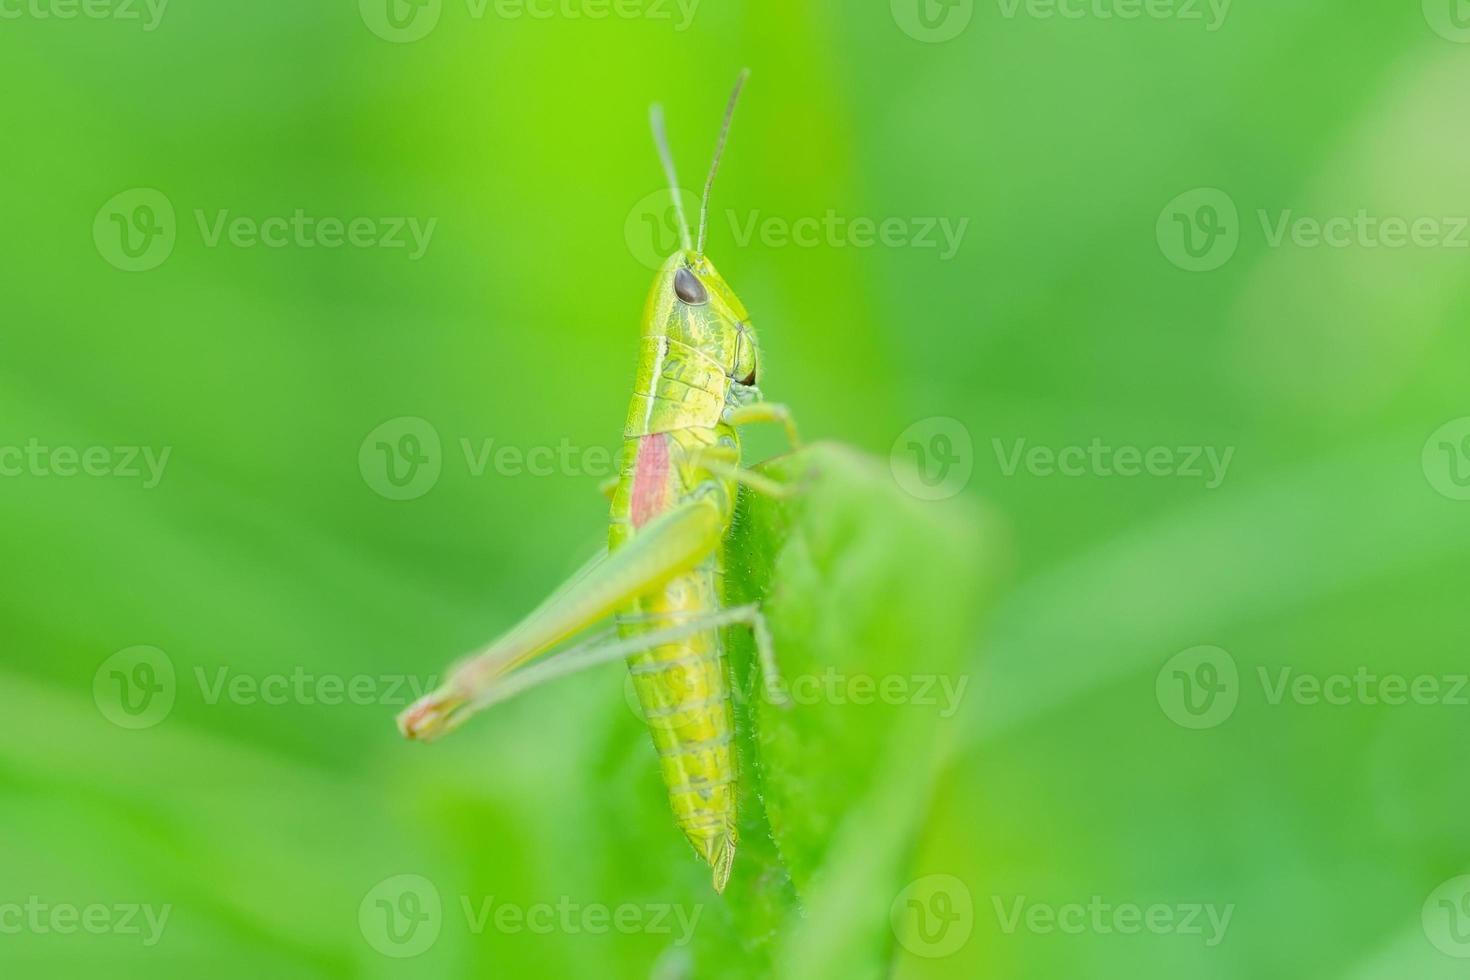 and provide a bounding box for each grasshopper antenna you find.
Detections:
[697,68,750,256]
[649,103,693,254]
